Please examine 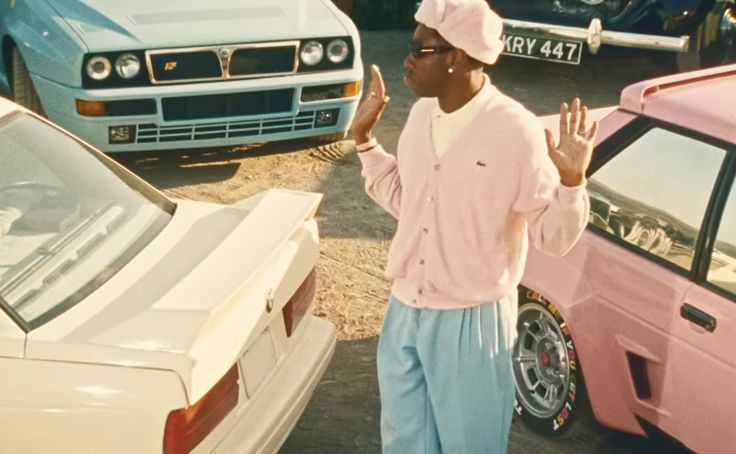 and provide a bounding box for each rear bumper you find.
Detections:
[212,315,336,454]
[503,18,690,54]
